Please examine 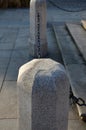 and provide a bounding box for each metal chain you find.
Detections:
[70,89,86,106]
[37,12,41,59]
